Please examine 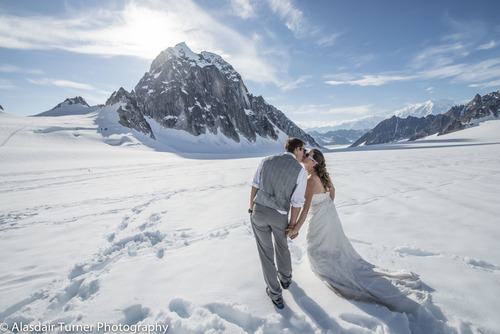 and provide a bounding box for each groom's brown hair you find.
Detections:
[285,137,305,153]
